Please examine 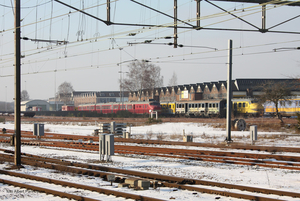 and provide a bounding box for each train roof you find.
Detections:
[79,100,158,107]
[176,99,226,103]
